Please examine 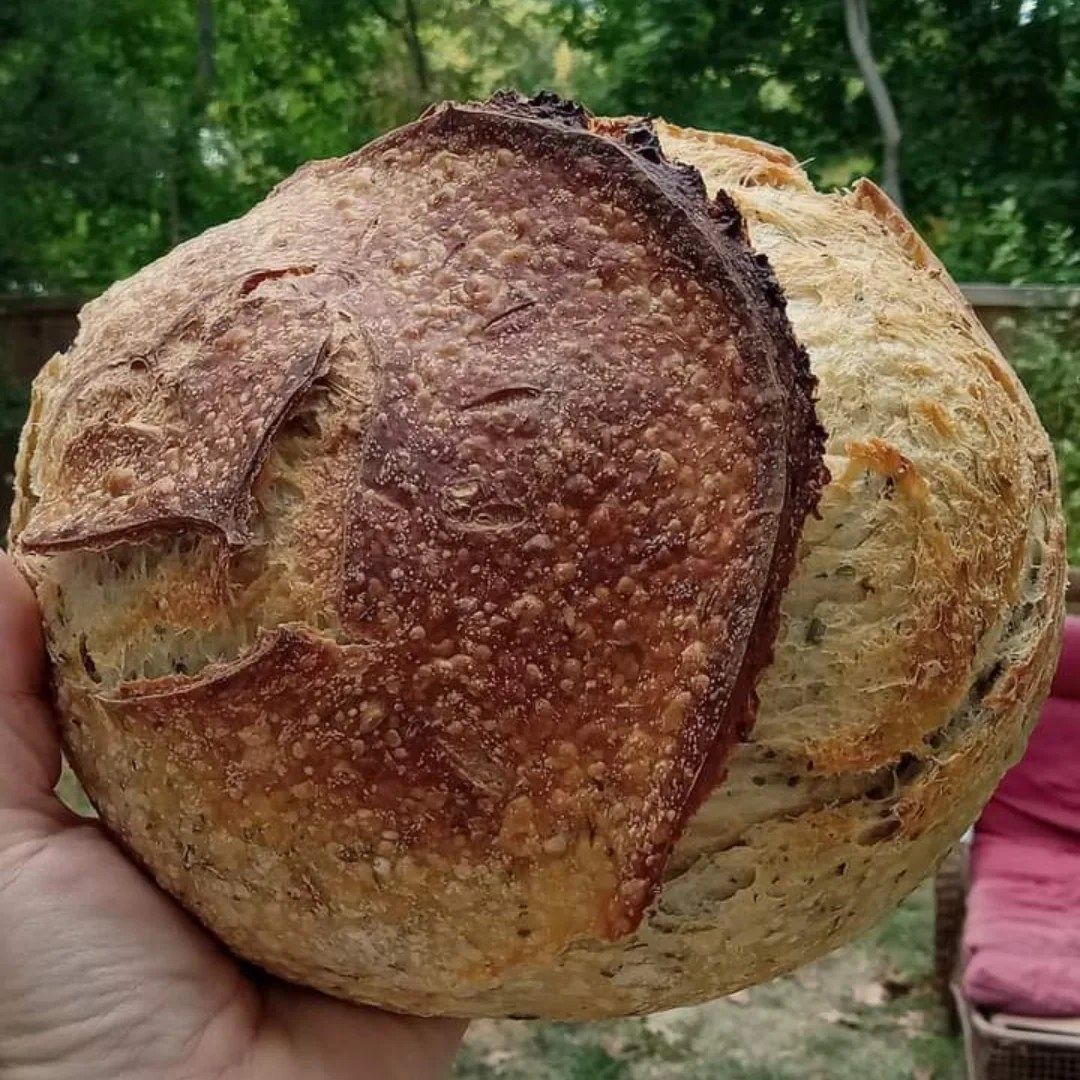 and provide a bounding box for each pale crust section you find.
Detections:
[655,119,1063,765]
[10,107,1065,1019]
[653,123,811,192]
